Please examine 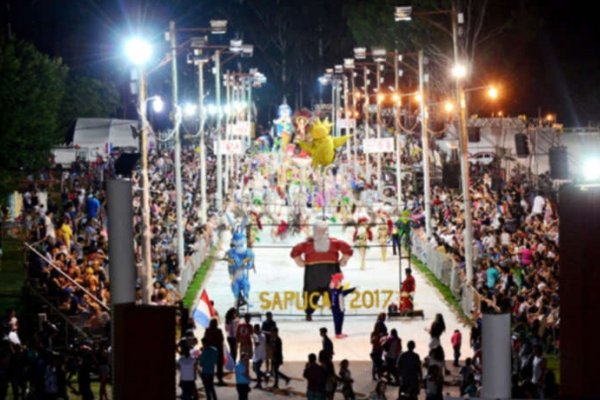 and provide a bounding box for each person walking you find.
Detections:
[383,328,401,385]
[320,328,334,360]
[177,346,198,400]
[424,365,444,400]
[261,311,277,374]
[451,329,462,367]
[235,352,251,400]
[199,338,219,400]
[397,340,422,400]
[204,318,226,386]
[303,353,326,400]
[339,359,355,400]
[369,380,388,400]
[270,328,291,389]
[236,313,253,360]
[251,324,268,389]
[225,308,239,363]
